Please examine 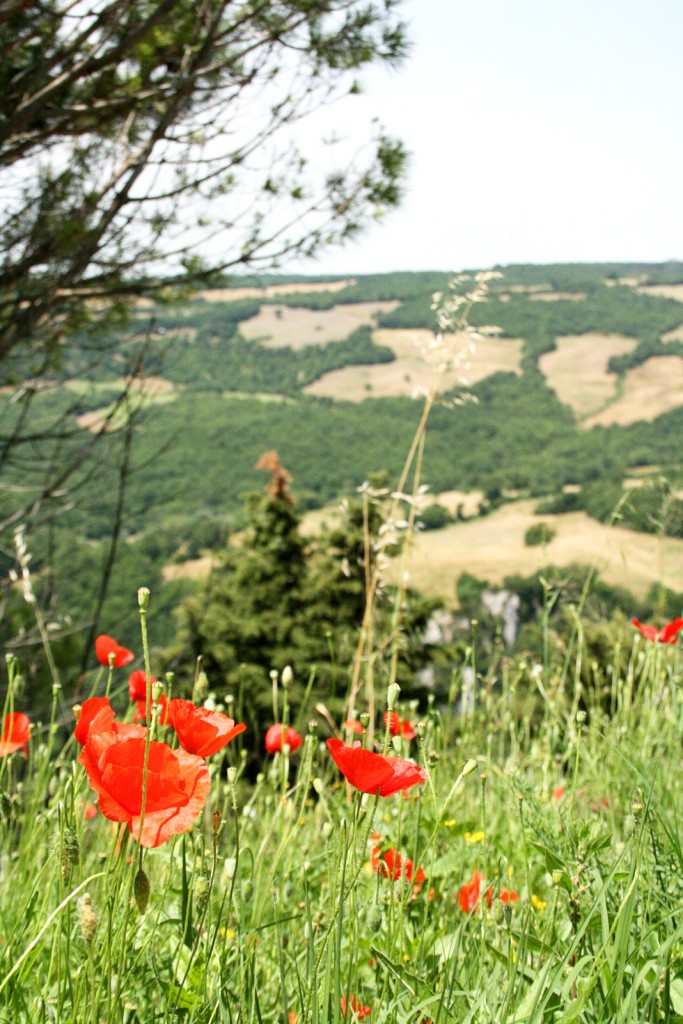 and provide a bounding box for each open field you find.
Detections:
[529,291,586,301]
[390,498,683,603]
[662,323,683,342]
[74,376,178,431]
[432,488,485,518]
[304,329,524,401]
[539,333,637,418]
[636,282,683,302]
[239,301,400,348]
[197,279,355,302]
[583,354,683,427]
